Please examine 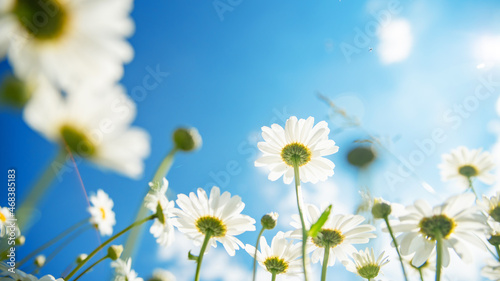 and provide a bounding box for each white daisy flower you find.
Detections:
[405,254,436,280]
[392,193,487,268]
[148,269,176,281]
[144,178,175,247]
[23,79,150,178]
[88,189,116,236]
[172,186,256,256]
[478,192,500,223]
[0,0,134,92]
[255,116,339,184]
[290,204,376,266]
[342,248,389,280]
[111,258,143,281]
[245,231,303,277]
[482,258,500,280]
[0,206,12,237]
[439,146,495,188]
[0,263,63,281]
